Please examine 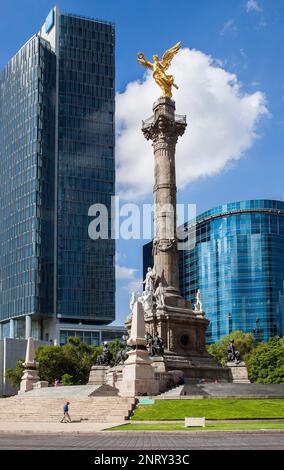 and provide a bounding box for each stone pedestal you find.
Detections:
[119,301,159,397]
[146,305,208,357]
[119,349,159,397]
[144,305,230,381]
[106,366,124,389]
[88,365,110,385]
[227,362,250,383]
[150,356,167,373]
[19,369,40,393]
[19,336,40,393]
[32,381,49,389]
